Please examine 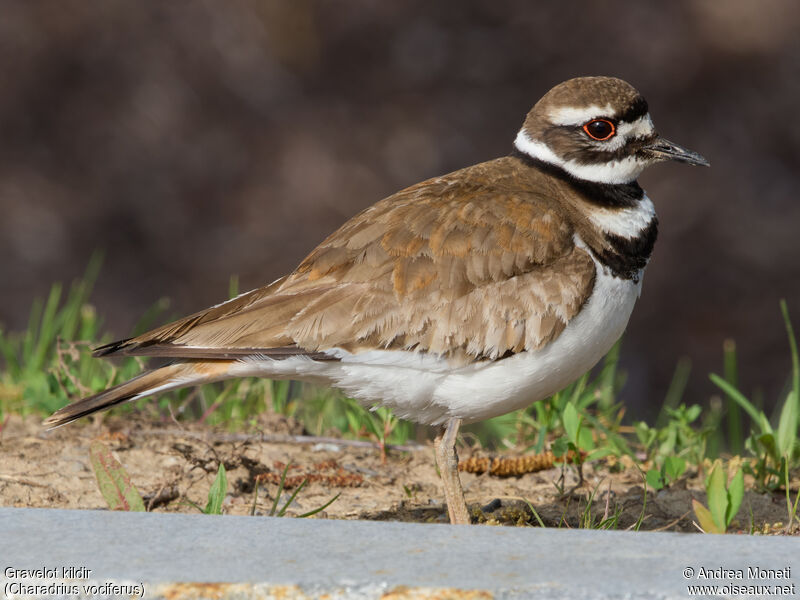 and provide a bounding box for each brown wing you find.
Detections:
[99,157,596,361]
